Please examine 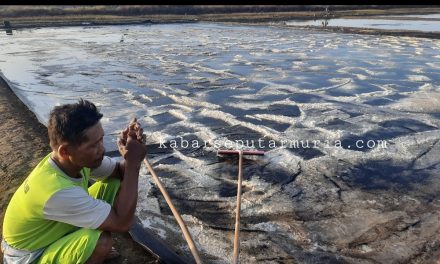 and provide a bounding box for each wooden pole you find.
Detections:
[217,150,264,156]
[143,158,203,264]
[232,150,243,264]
